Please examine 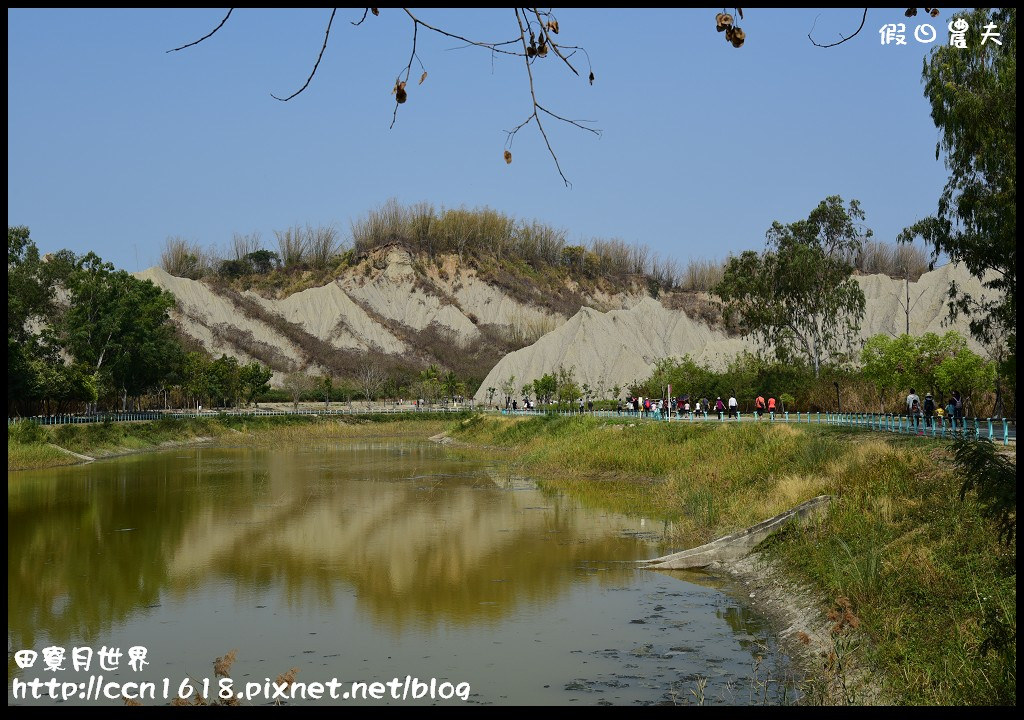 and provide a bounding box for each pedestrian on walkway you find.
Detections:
[923,392,935,428]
